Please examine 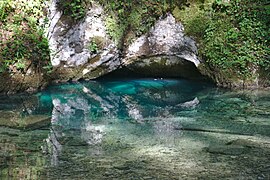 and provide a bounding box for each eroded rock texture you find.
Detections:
[47,1,203,81]
[47,1,120,81]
